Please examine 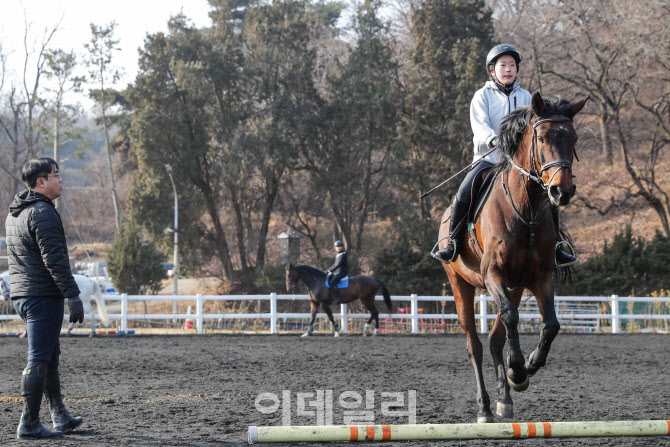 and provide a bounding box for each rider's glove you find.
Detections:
[68,296,85,323]
[324,270,330,275]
